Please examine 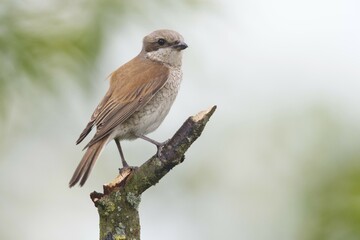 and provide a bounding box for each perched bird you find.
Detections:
[69,29,188,187]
